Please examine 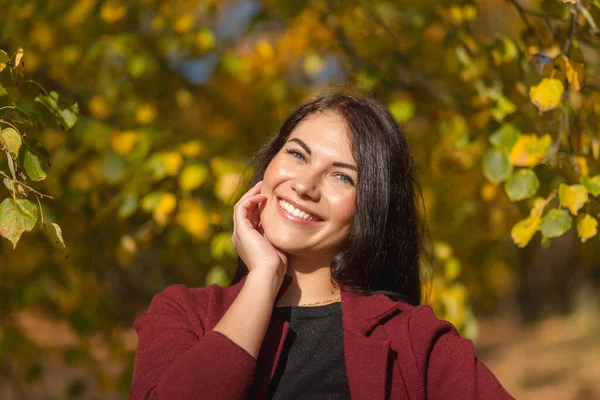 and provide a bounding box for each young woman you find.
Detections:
[130,94,513,399]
